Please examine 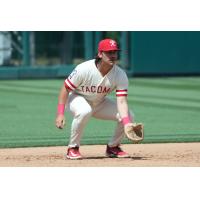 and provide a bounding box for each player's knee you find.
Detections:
[81,108,93,117]
[75,107,92,119]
